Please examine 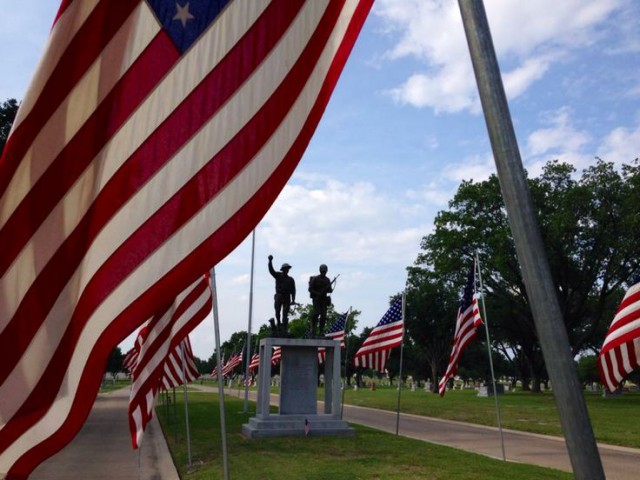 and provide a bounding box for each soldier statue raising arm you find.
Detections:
[268,255,296,336]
